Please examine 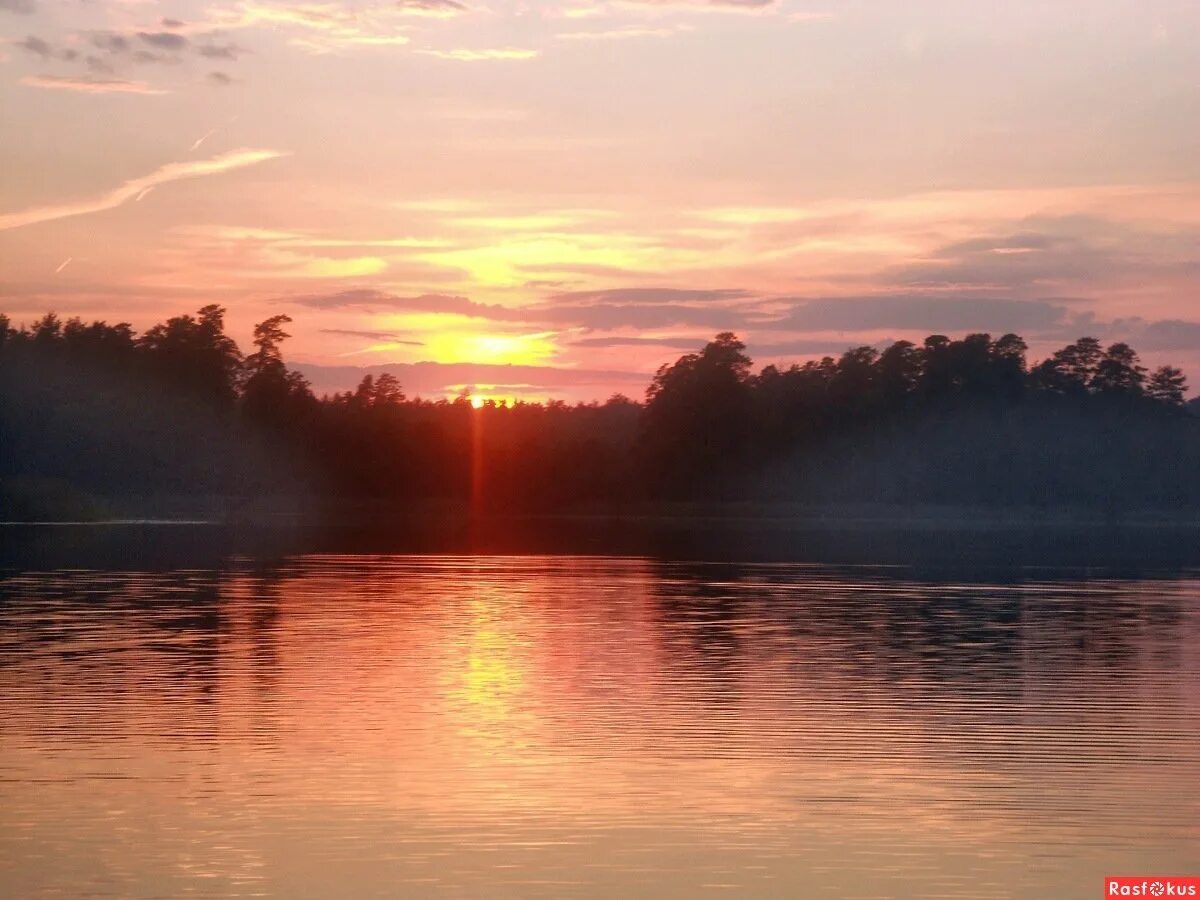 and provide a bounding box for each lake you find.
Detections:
[1,524,1198,897]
